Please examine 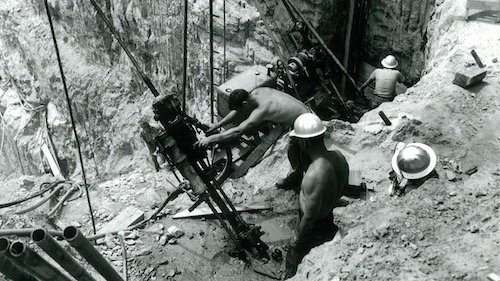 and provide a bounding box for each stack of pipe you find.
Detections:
[0,226,124,281]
